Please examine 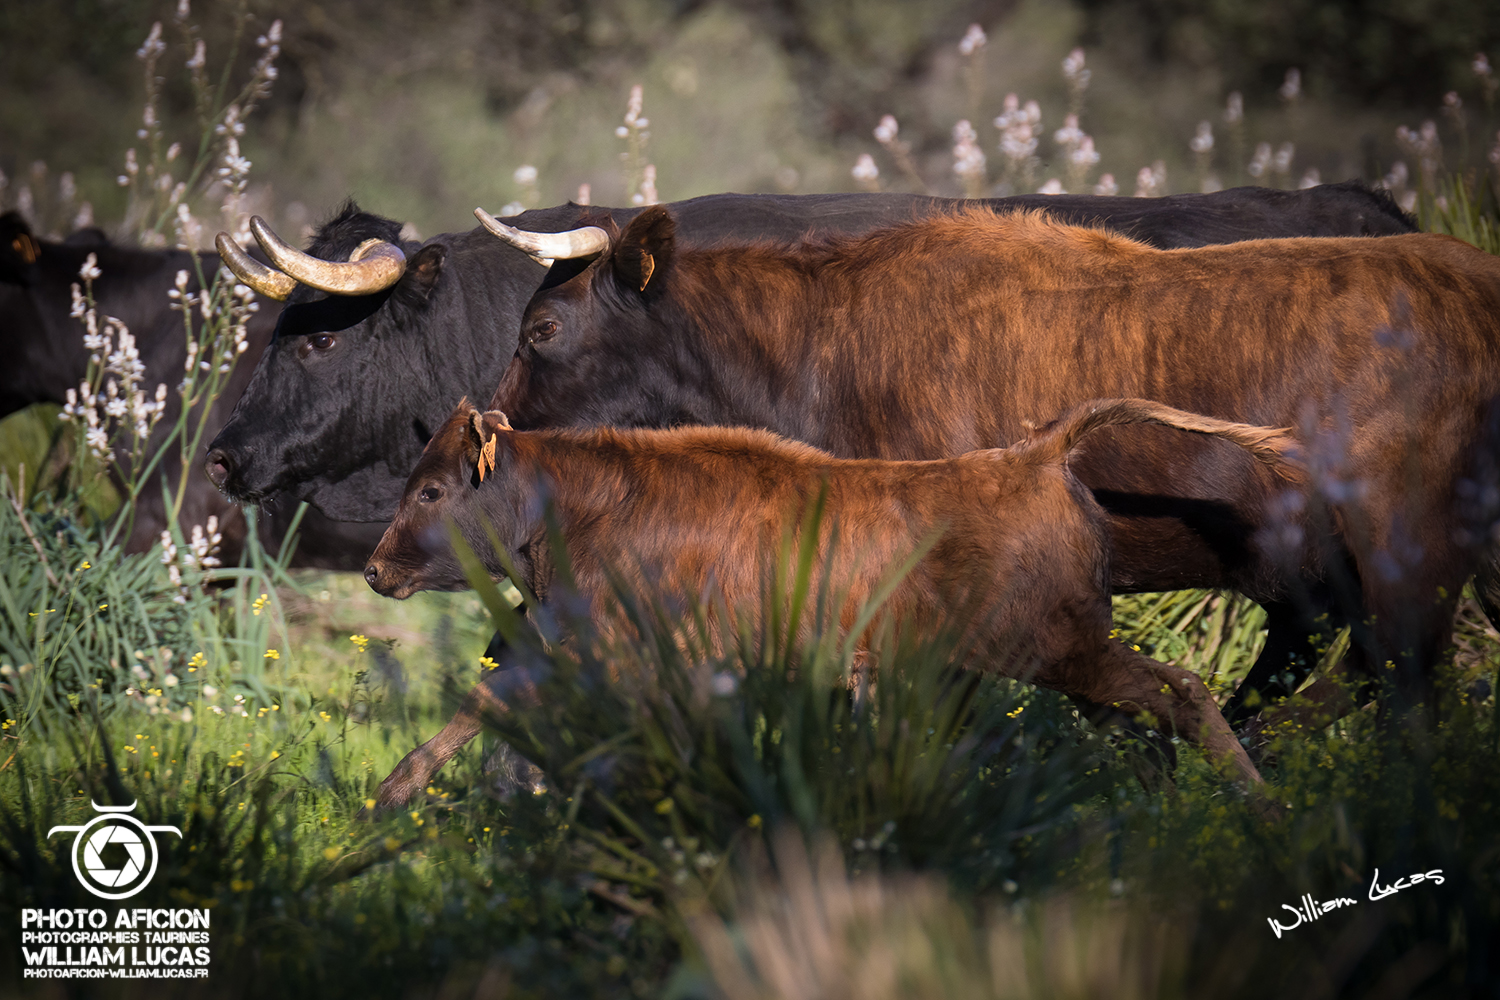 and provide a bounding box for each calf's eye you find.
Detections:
[419,486,442,503]
[311,334,336,351]
[531,319,559,343]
